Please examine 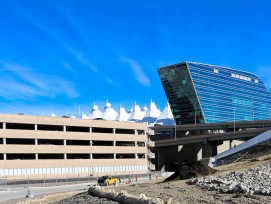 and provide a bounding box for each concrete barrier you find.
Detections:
[25,188,33,198]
